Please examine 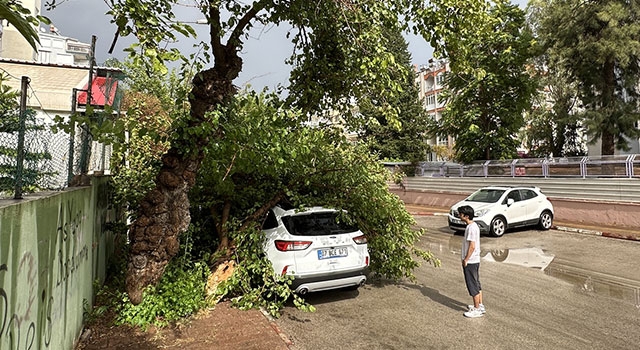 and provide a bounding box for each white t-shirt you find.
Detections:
[462,221,481,264]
